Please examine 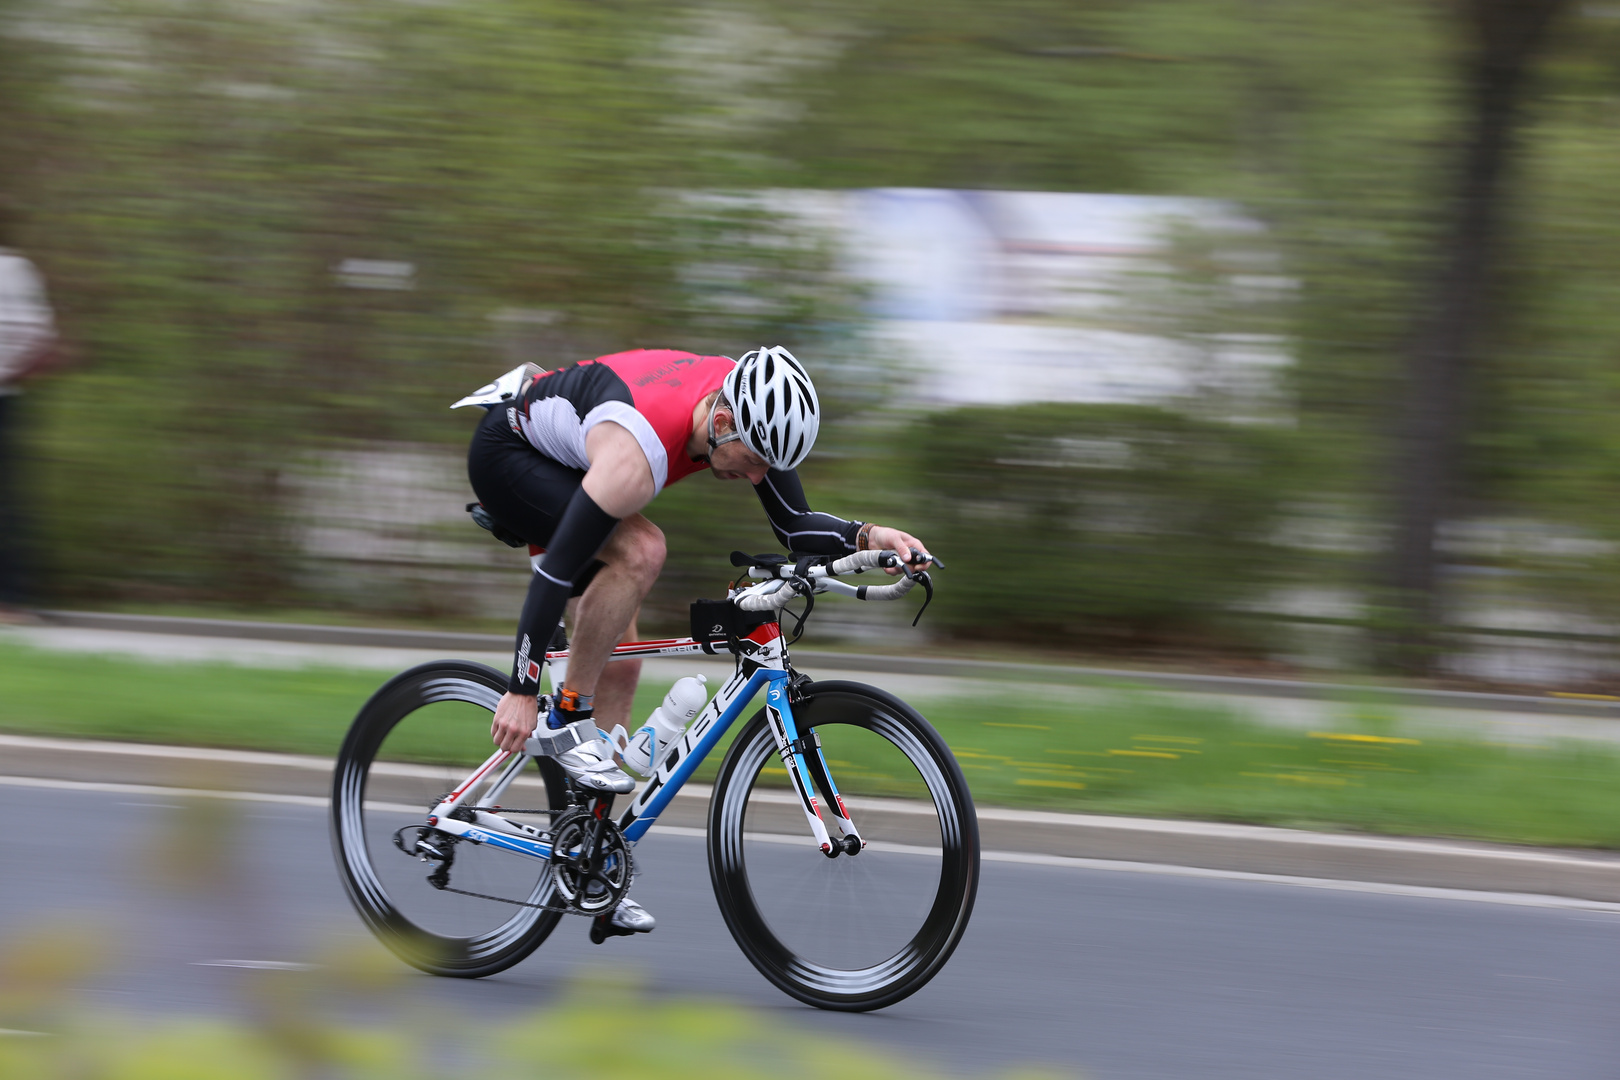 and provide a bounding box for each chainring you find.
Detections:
[548,808,633,917]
